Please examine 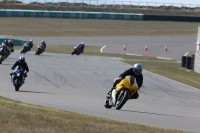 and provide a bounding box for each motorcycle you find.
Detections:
[20,45,29,54]
[0,47,6,64]
[35,45,44,55]
[71,45,83,55]
[104,76,139,110]
[11,66,26,91]
[0,46,12,64]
